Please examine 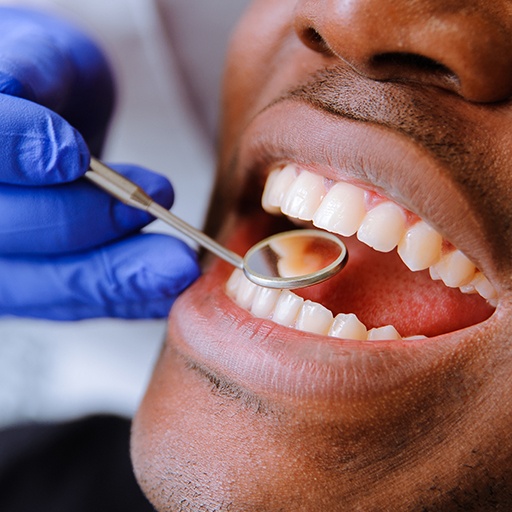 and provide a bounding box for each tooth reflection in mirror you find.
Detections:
[243,229,348,289]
